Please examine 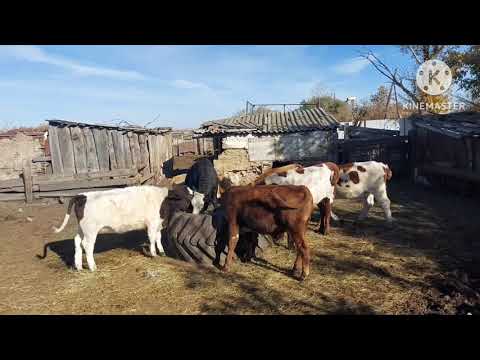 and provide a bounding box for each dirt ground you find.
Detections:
[1,179,480,315]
